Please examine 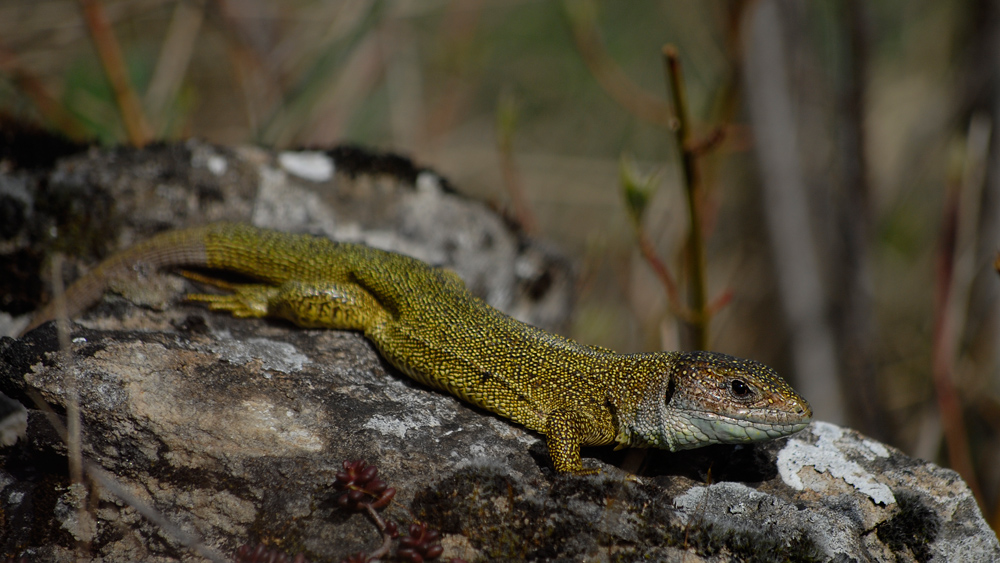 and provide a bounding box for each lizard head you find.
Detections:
[619,351,812,451]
